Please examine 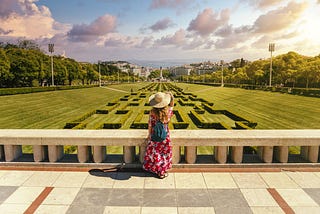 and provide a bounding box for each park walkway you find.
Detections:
[0,168,320,214]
